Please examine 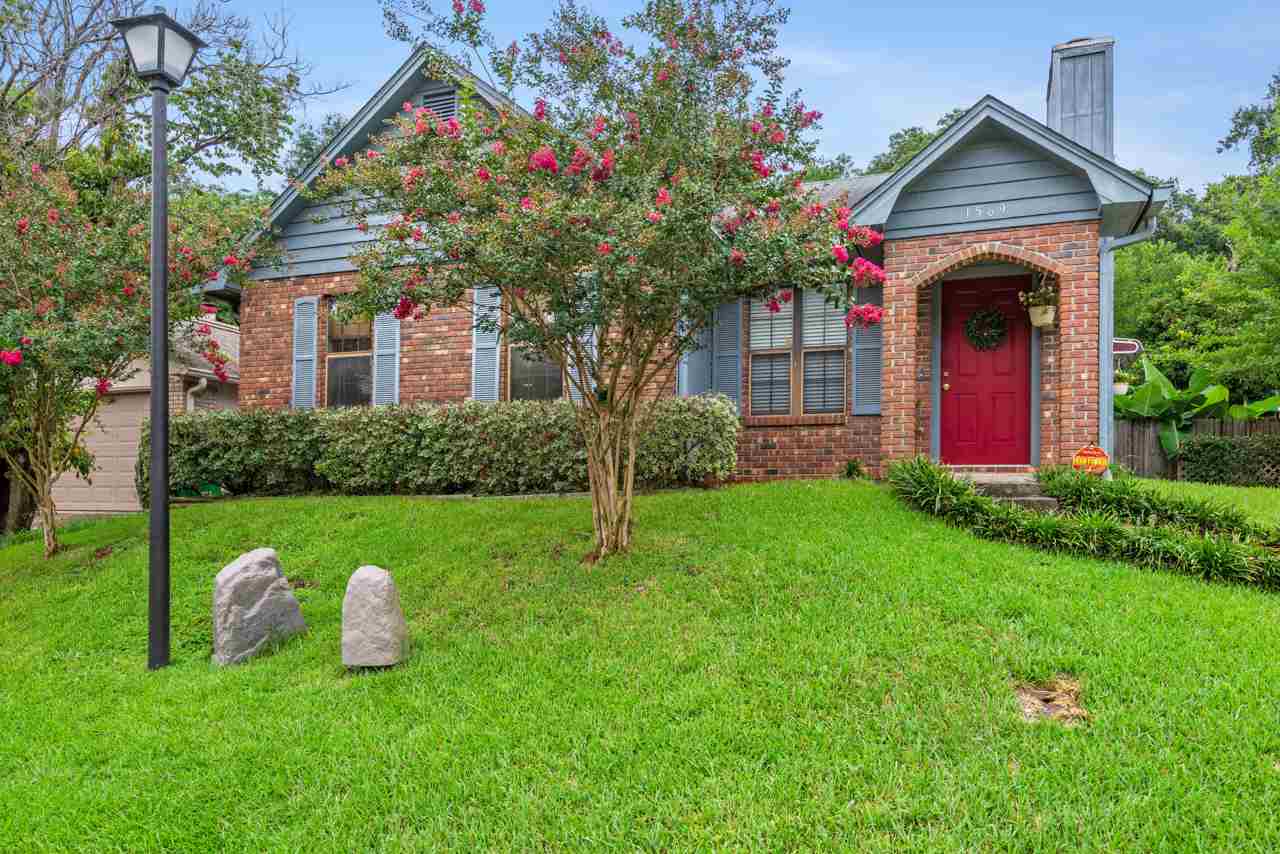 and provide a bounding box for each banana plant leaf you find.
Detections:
[1228,394,1280,421]
[1157,420,1188,458]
